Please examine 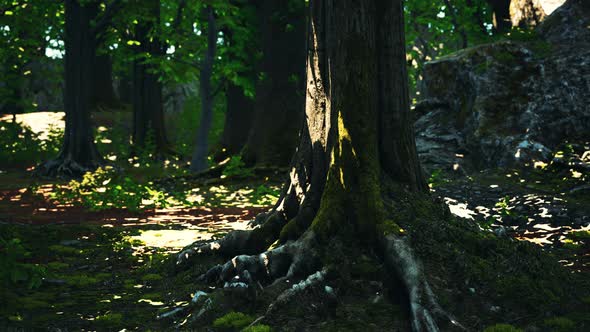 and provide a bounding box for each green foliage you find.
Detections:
[0,237,45,289]
[0,121,62,167]
[428,169,447,188]
[405,0,495,95]
[483,324,523,332]
[222,155,254,178]
[250,185,280,206]
[213,311,255,330]
[495,196,512,217]
[51,167,174,212]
